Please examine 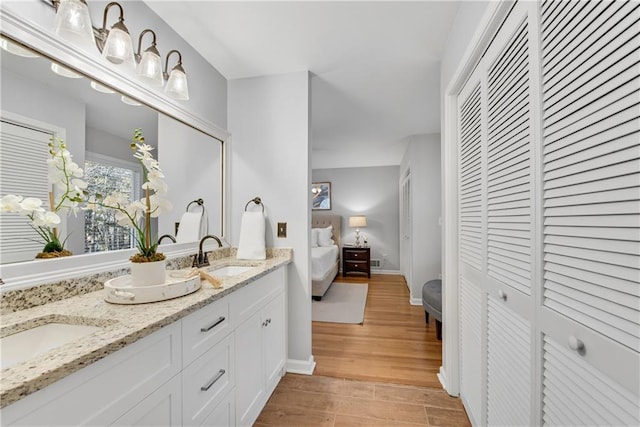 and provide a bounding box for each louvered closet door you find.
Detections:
[0,119,52,263]
[539,0,640,421]
[457,70,485,427]
[482,2,535,425]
